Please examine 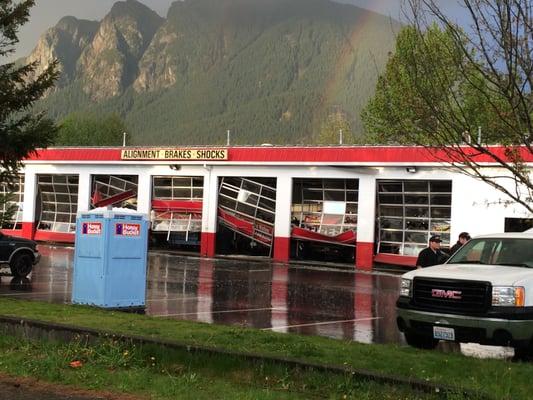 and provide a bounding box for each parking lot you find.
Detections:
[0,245,512,359]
